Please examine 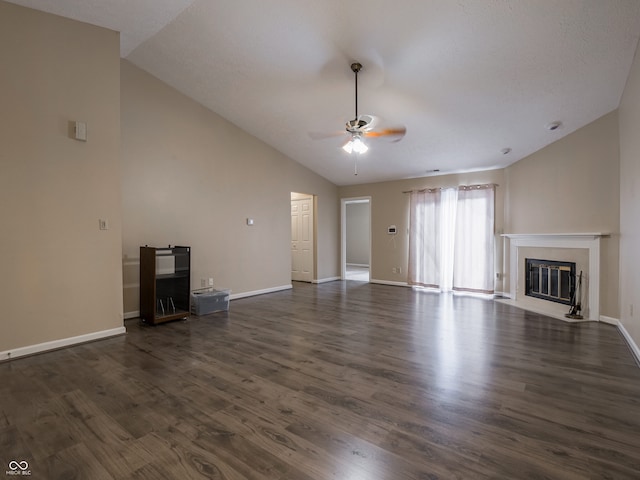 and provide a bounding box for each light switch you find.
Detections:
[74,121,87,141]
[99,219,109,230]
[246,218,254,226]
